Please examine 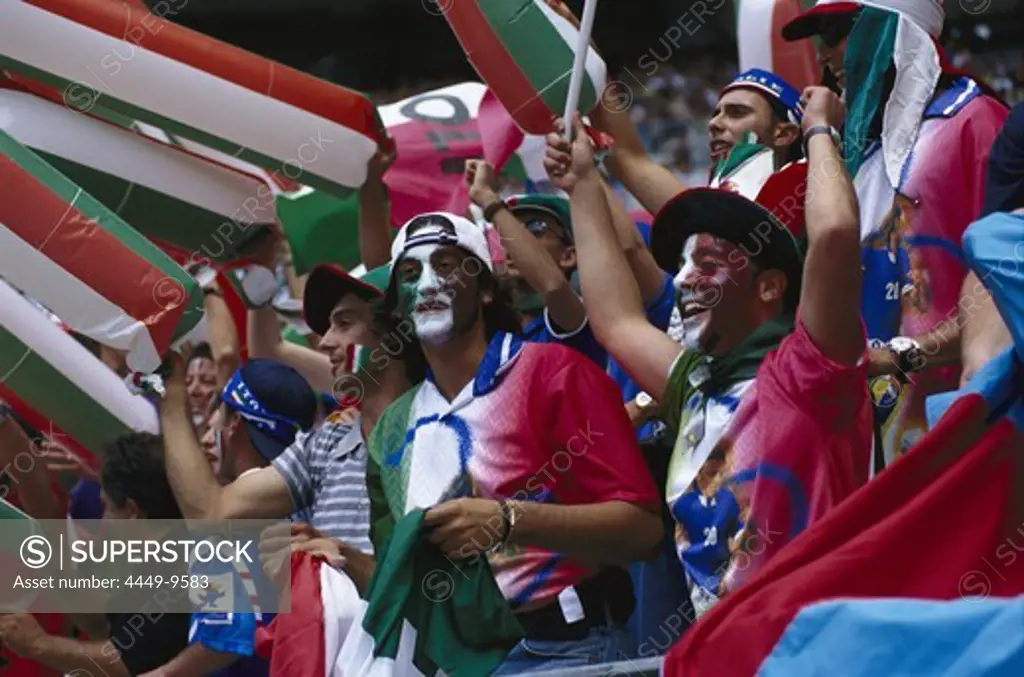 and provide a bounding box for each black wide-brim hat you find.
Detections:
[650,161,809,307]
